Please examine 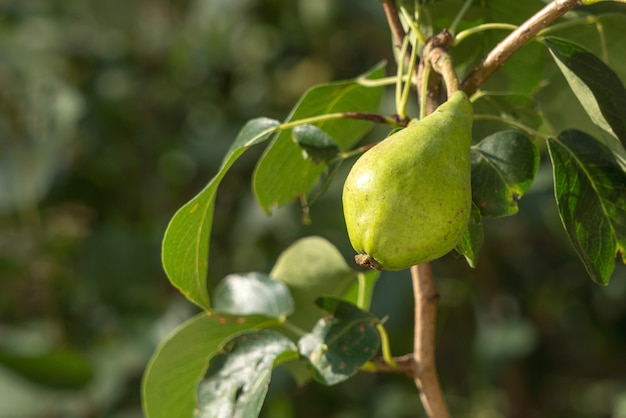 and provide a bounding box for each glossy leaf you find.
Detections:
[252,64,385,212]
[298,297,379,386]
[547,129,626,284]
[292,124,340,164]
[142,313,280,418]
[270,236,357,330]
[195,330,298,418]
[545,36,626,167]
[213,272,294,319]
[471,130,539,217]
[162,117,280,309]
[456,203,484,268]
